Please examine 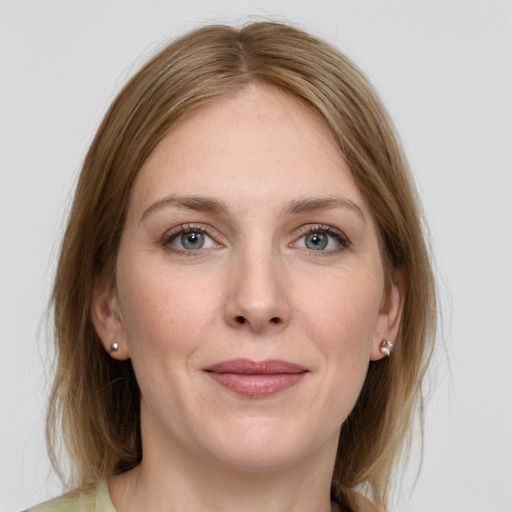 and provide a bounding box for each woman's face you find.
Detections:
[93,85,402,474]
